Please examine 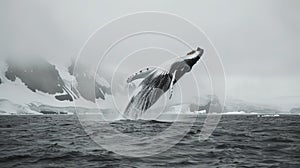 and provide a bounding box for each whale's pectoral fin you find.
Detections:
[126,67,155,83]
[169,70,177,99]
